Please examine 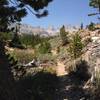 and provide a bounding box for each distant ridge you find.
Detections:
[10,24,80,36]
[19,24,59,37]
